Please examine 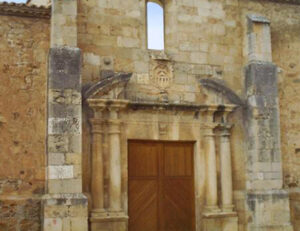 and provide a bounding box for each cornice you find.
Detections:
[0,2,50,19]
[251,0,300,5]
